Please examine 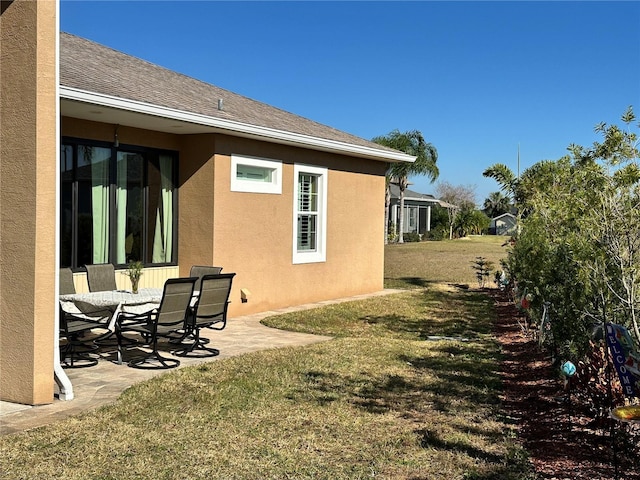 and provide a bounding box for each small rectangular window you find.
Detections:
[236,164,274,182]
[231,155,282,194]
